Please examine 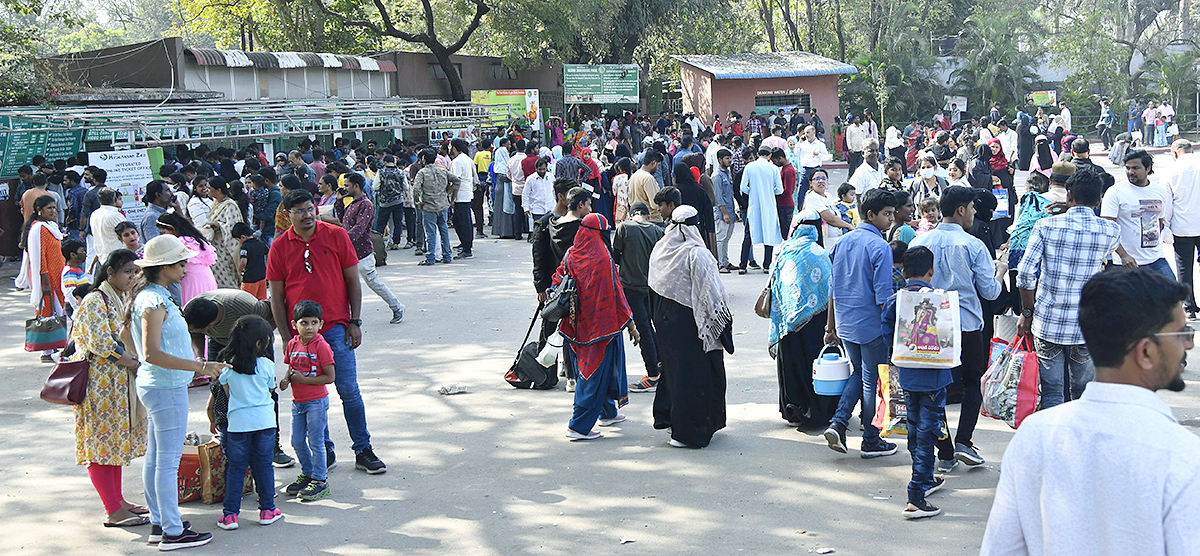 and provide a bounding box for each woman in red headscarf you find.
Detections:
[987,137,1016,244]
[554,212,640,440]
